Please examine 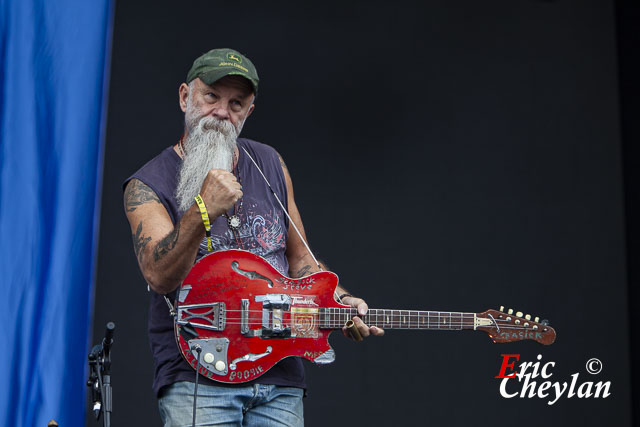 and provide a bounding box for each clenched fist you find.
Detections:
[199,169,243,218]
